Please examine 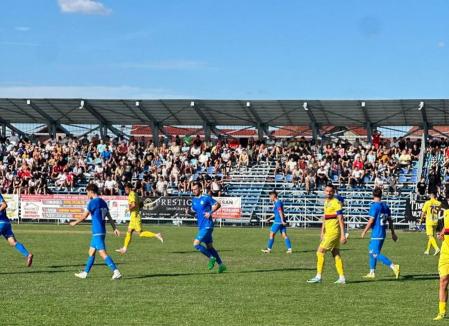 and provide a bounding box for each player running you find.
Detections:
[0,193,33,267]
[116,183,163,254]
[190,181,226,273]
[360,188,400,279]
[434,197,449,320]
[71,184,122,280]
[261,190,292,254]
[420,192,441,255]
[307,184,347,284]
